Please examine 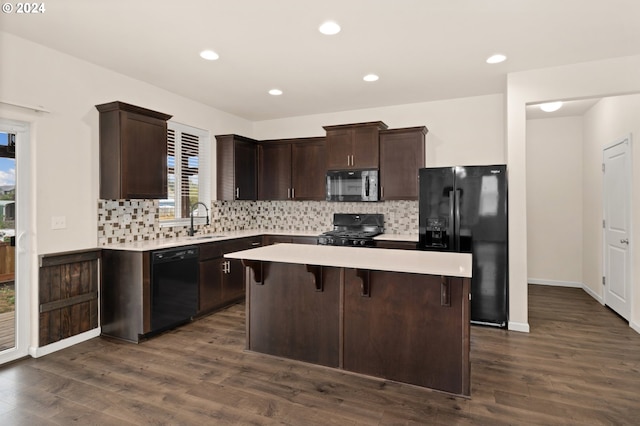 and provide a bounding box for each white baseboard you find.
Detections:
[507,321,530,333]
[581,284,605,305]
[528,278,605,305]
[29,328,101,358]
[631,320,640,335]
[528,278,582,288]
